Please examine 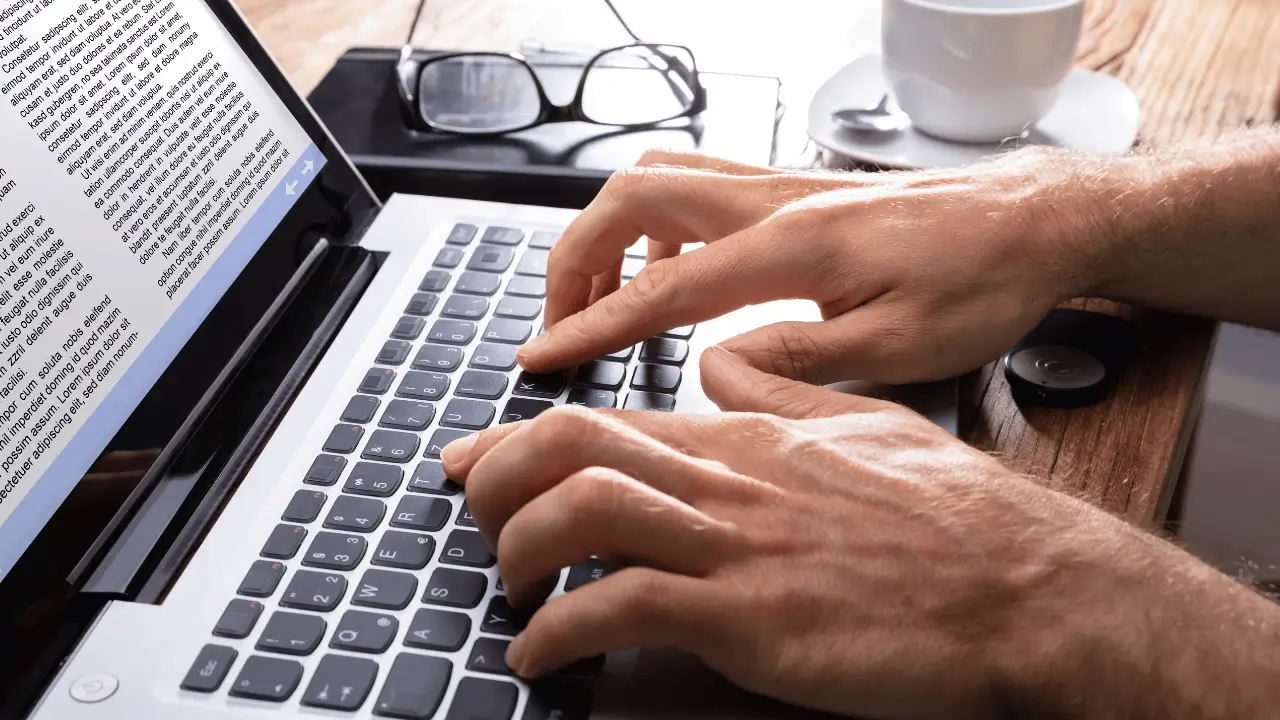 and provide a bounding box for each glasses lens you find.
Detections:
[581,45,697,126]
[418,55,541,133]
